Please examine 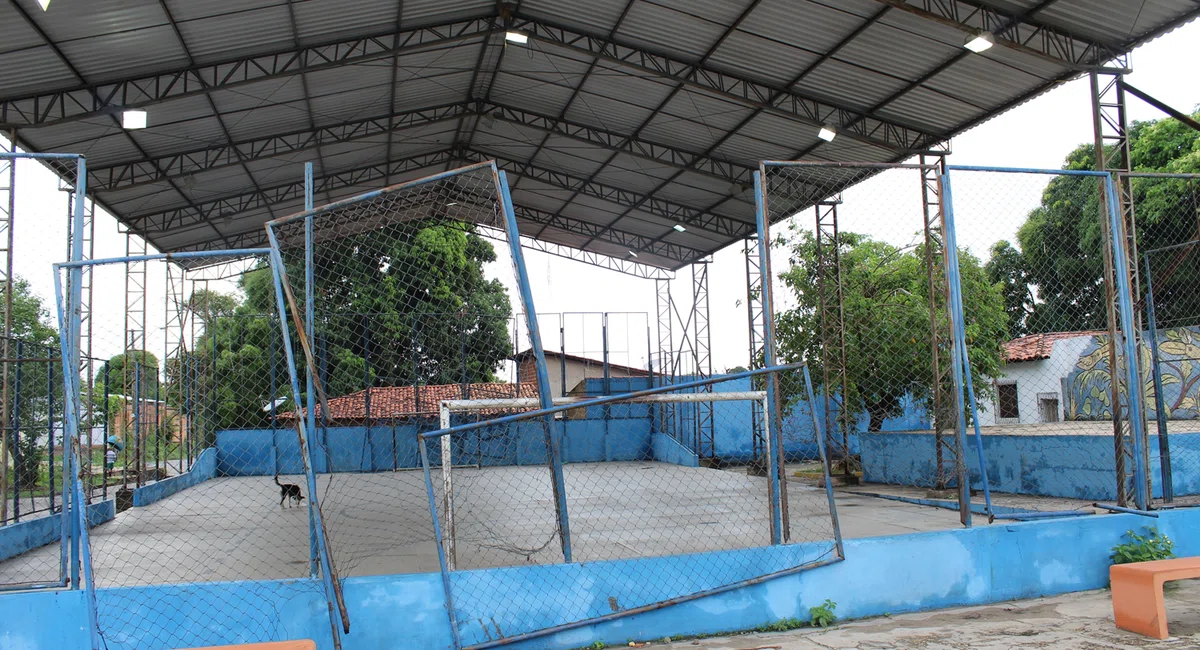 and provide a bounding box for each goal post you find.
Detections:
[435,390,768,570]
